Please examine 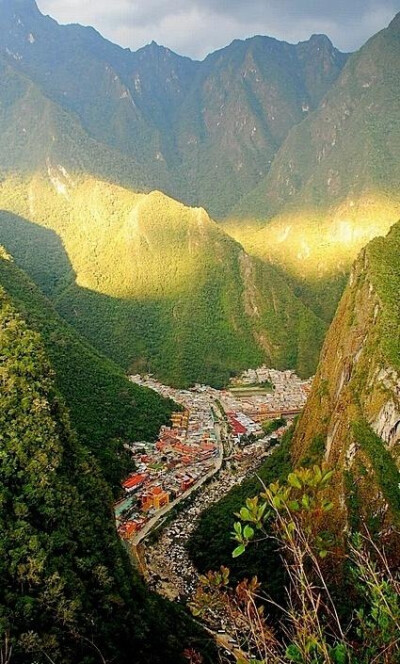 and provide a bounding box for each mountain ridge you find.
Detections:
[0,0,348,216]
[226,11,400,321]
[0,175,326,386]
